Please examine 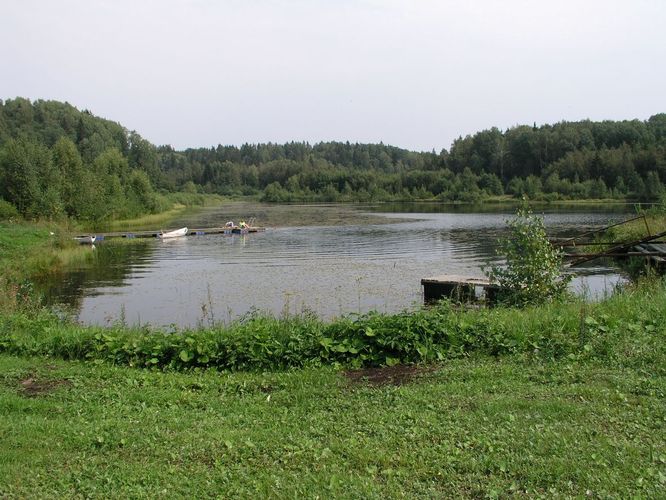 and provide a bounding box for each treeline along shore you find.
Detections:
[1,97,665,224]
